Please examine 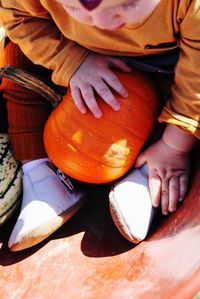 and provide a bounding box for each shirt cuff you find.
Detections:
[158,107,200,139]
[51,47,90,87]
